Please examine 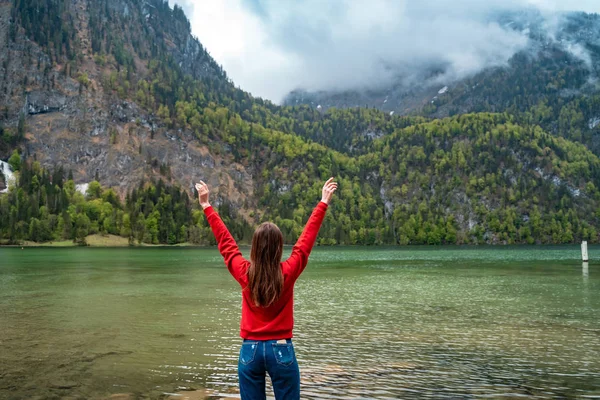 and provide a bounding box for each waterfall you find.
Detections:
[0,160,15,194]
[76,183,89,195]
